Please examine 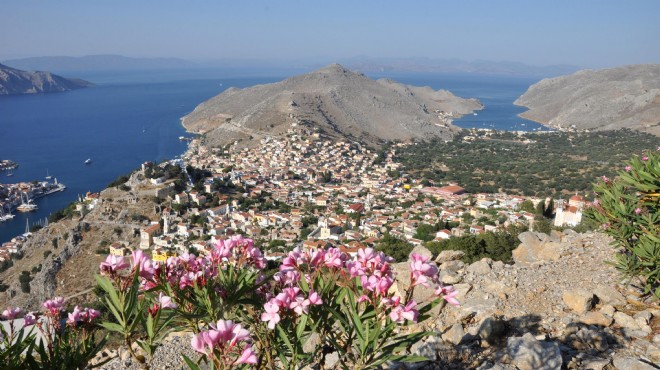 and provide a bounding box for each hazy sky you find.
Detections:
[1,0,659,67]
